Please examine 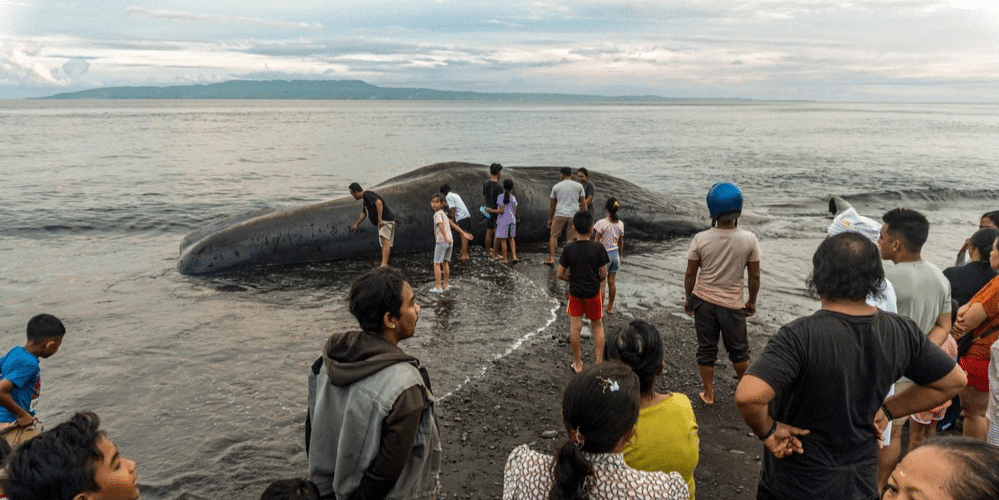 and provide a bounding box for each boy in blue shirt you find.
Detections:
[0,314,65,443]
